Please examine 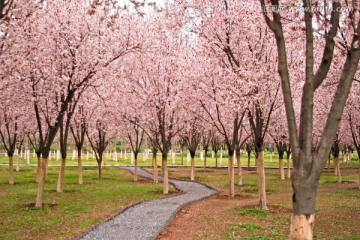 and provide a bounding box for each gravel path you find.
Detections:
[79,167,218,240]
